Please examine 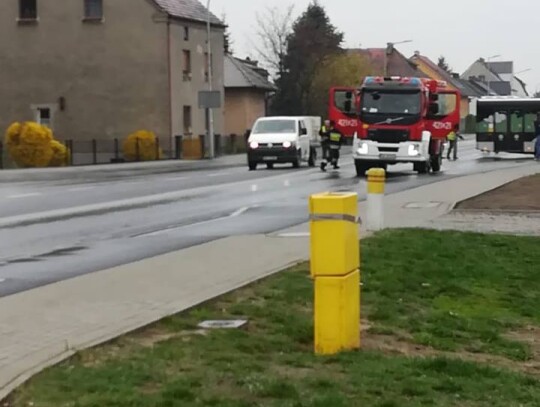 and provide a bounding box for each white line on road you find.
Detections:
[7,193,41,199]
[230,206,250,217]
[137,206,253,238]
[251,184,258,192]
[68,186,96,192]
[166,176,188,181]
[207,172,229,177]
[0,278,5,283]
[284,180,290,187]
